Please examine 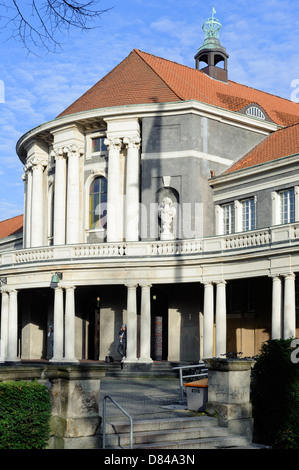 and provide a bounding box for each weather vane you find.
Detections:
[202,7,222,39]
